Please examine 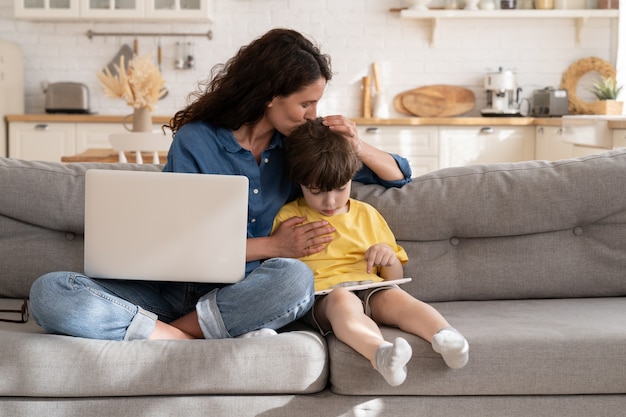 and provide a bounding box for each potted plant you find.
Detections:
[590,76,623,115]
